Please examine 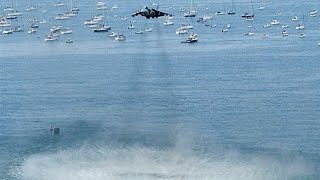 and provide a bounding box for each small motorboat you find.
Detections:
[65,38,74,43]
[181,33,198,43]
